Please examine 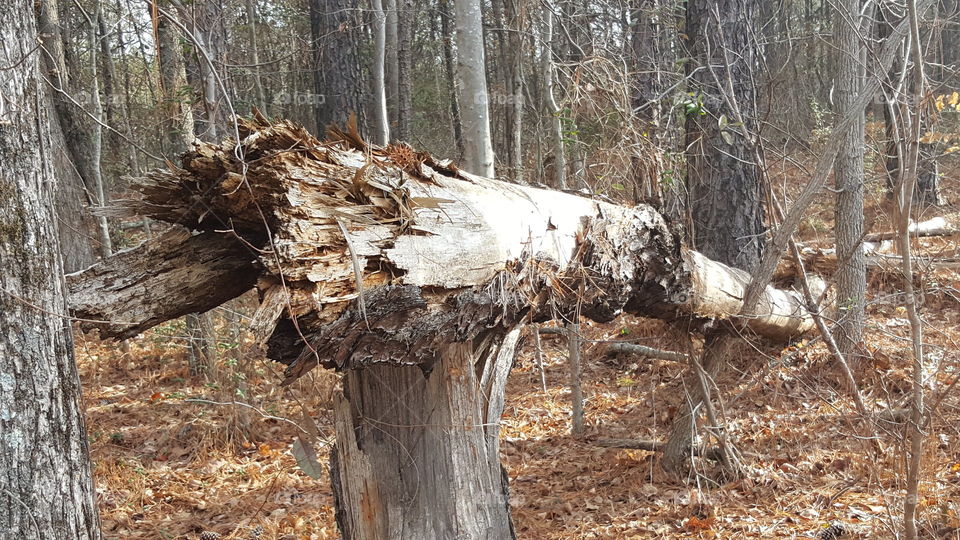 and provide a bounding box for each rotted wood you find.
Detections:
[66,227,260,339]
[75,116,820,381]
[329,331,518,539]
